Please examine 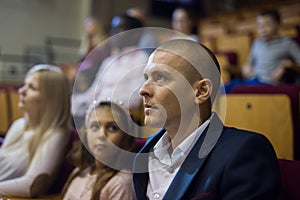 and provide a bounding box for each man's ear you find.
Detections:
[194,78,212,104]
